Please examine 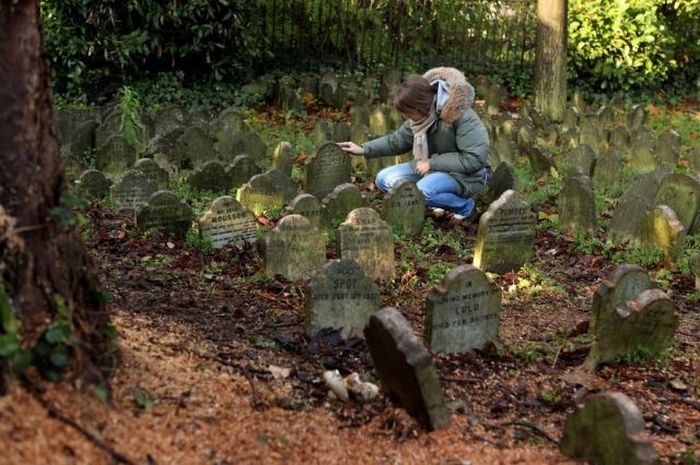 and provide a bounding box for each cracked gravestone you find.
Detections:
[263,214,326,281]
[135,190,193,238]
[337,208,394,282]
[381,181,425,236]
[199,196,257,249]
